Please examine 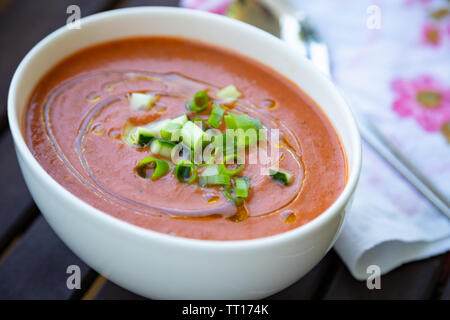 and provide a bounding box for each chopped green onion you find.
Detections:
[180,121,208,150]
[223,188,244,206]
[207,104,225,128]
[223,177,249,205]
[199,174,231,187]
[224,112,264,147]
[224,112,260,131]
[212,133,227,148]
[186,90,209,112]
[150,138,176,159]
[170,143,192,163]
[219,154,244,176]
[234,177,249,198]
[161,122,182,141]
[269,168,294,185]
[174,160,197,184]
[136,157,169,180]
[201,142,218,164]
[216,85,242,101]
[212,133,236,156]
[130,93,158,110]
[252,118,263,130]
